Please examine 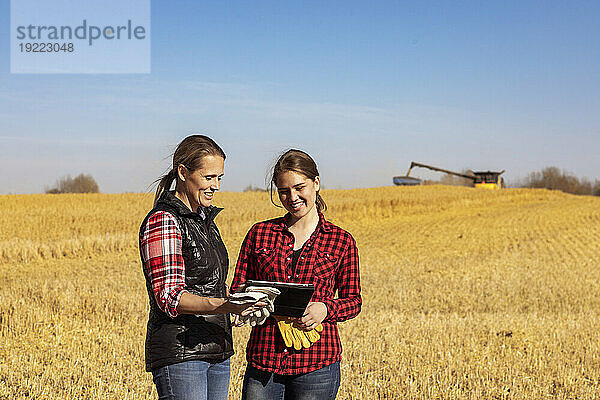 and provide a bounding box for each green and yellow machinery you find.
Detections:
[393,161,505,189]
